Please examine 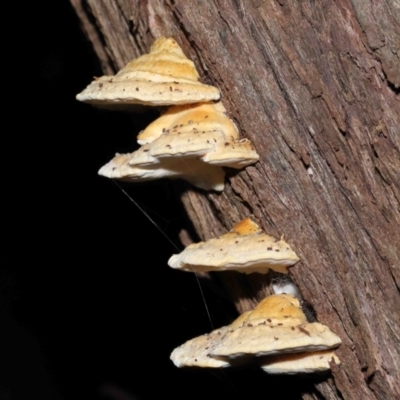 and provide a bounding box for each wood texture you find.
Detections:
[70,1,400,399]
